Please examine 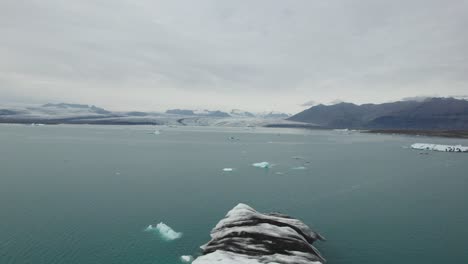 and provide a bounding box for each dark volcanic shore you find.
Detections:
[365,129,468,139]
